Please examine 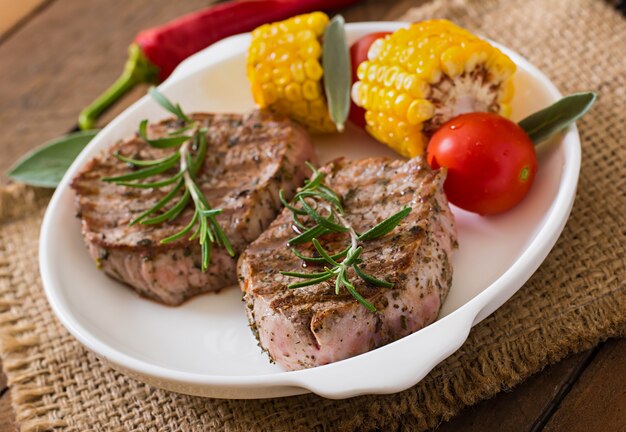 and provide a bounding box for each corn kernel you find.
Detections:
[272,67,291,86]
[299,40,321,59]
[296,29,315,44]
[304,59,323,81]
[357,62,368,81]
[302,80,320,100]
[441,46,466,78]
[285,83,302,102]
[290,61,306,82]
[393,93,412,118]
[255,63,272,83]
[351,82,362,107]
[407,99,435,125]
[366,63,378,83]
[383,66,400,87]
[260,83,278,105]
[307,12,329,36]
